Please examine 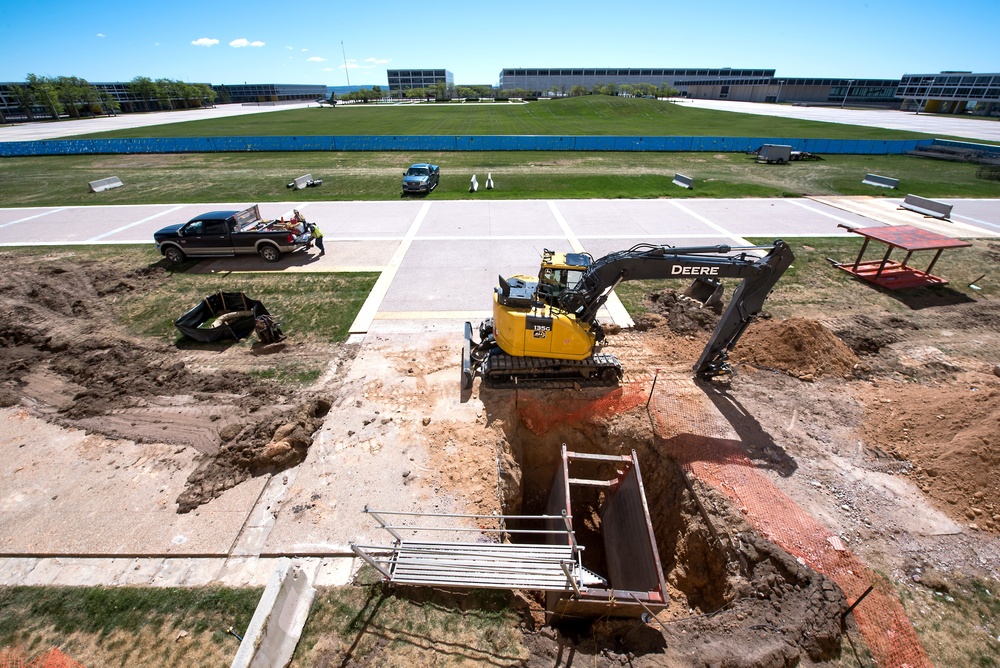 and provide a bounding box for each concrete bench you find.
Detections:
[88,176,123,193]
[900,194,952,220]
[672,173,693,189]
[862,174,899,189]
[287,173,322,190]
